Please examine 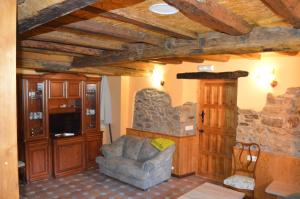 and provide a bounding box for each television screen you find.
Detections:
[49,112,81,135]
